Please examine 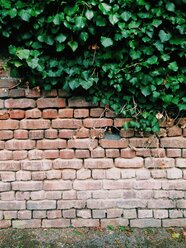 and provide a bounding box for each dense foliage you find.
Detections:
[0,0,185,132]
